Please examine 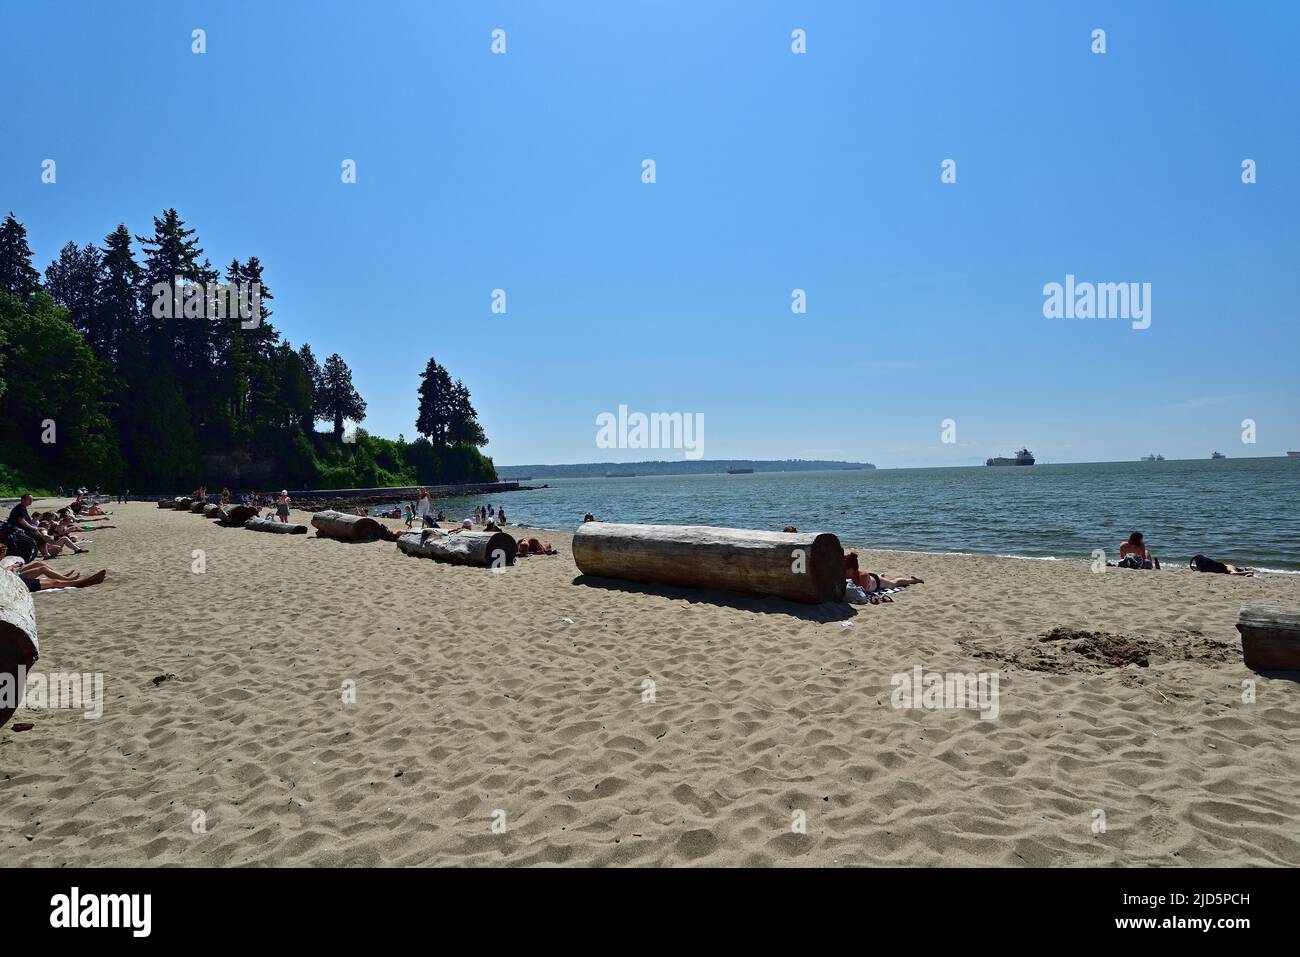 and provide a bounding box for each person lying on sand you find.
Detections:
[844,552,923,592]
[1190,554,1257,576]
[0,545,107,590]
[1118,531,1160,569]
[515,537,556,557]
